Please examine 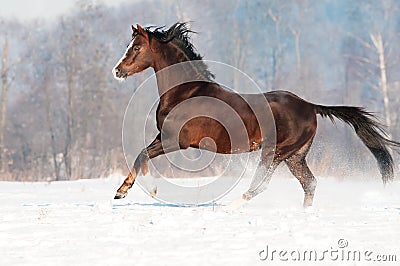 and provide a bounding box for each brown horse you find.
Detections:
[112,22,399,207]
